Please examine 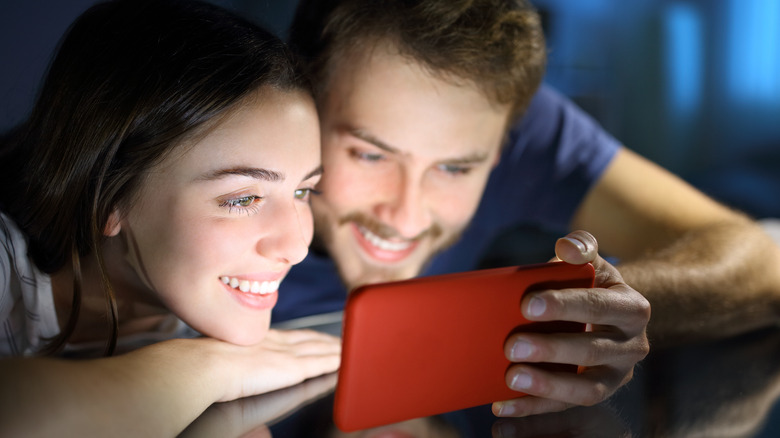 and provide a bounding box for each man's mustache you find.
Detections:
[338,212,443,242]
